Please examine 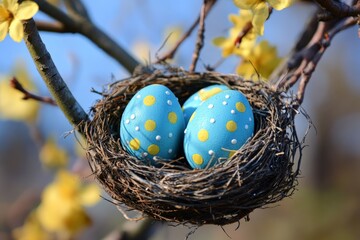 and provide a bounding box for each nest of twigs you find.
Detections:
[84,67,303,226]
